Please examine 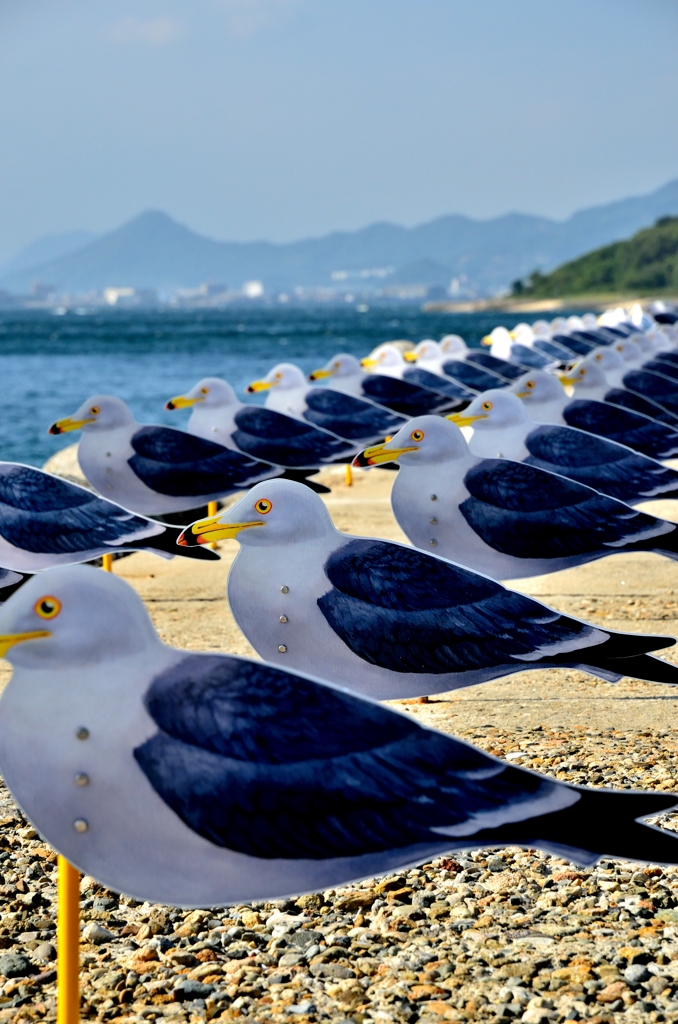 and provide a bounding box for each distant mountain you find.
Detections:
[4,179,678,297]
[1,230,98,276]
[519,216,678,298]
